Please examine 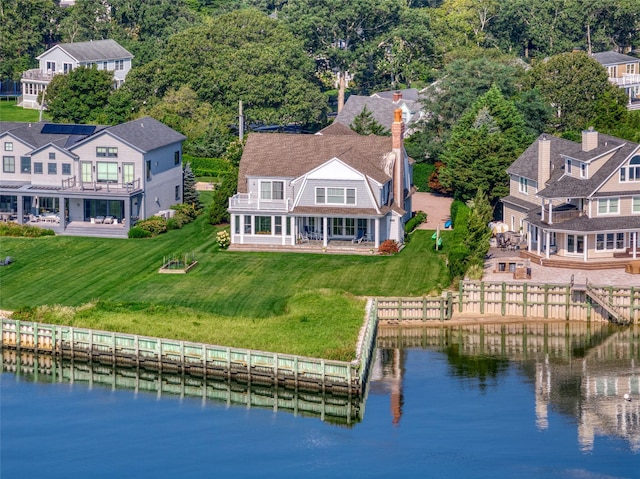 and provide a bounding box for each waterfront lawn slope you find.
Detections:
[0,211,450,360]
